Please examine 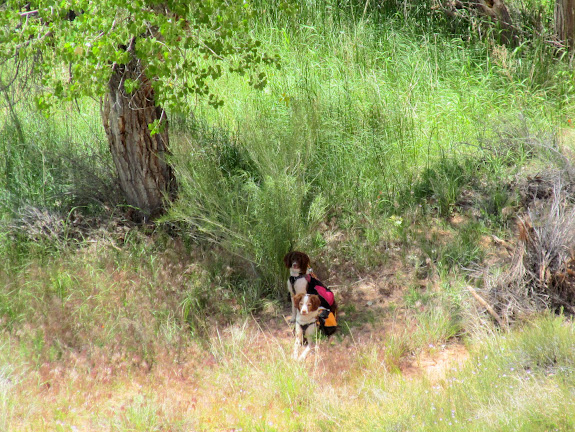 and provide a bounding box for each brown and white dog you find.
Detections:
[292,293,322,361]
[284,251,312,323]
